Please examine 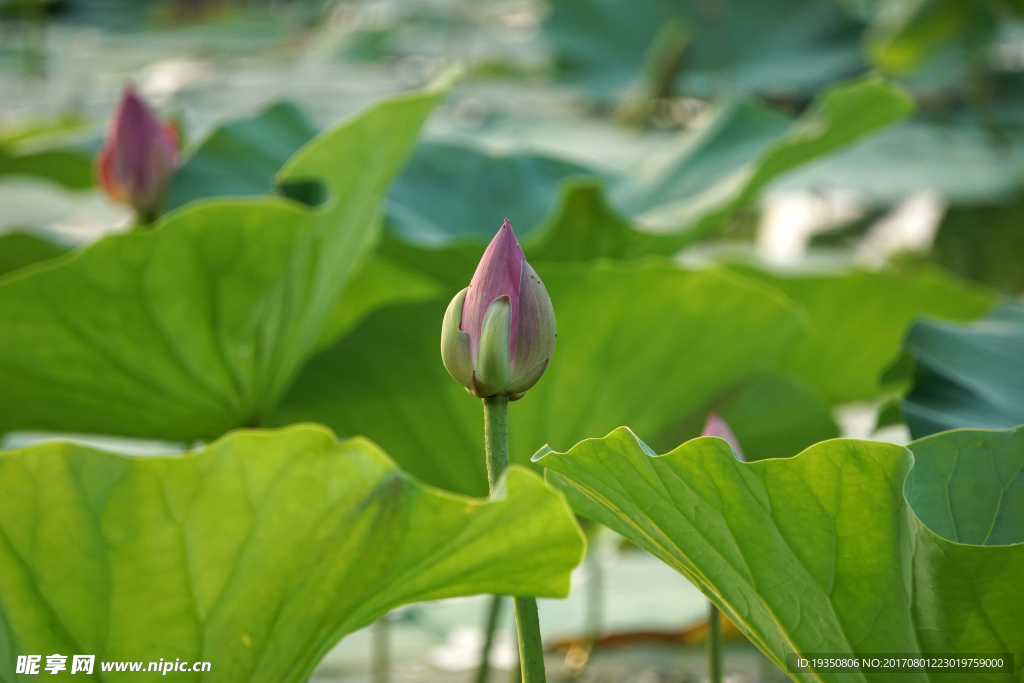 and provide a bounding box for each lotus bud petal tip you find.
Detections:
[96,85,180,222]
[441,219,555,399]
[701,413,745,462]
